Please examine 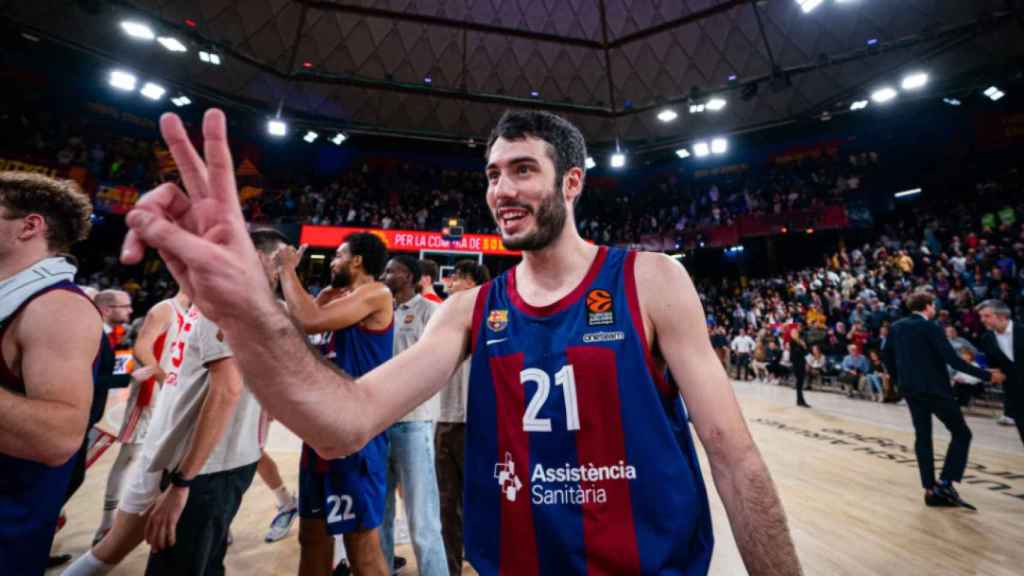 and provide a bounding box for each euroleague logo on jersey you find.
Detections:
[586,289,615,326]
